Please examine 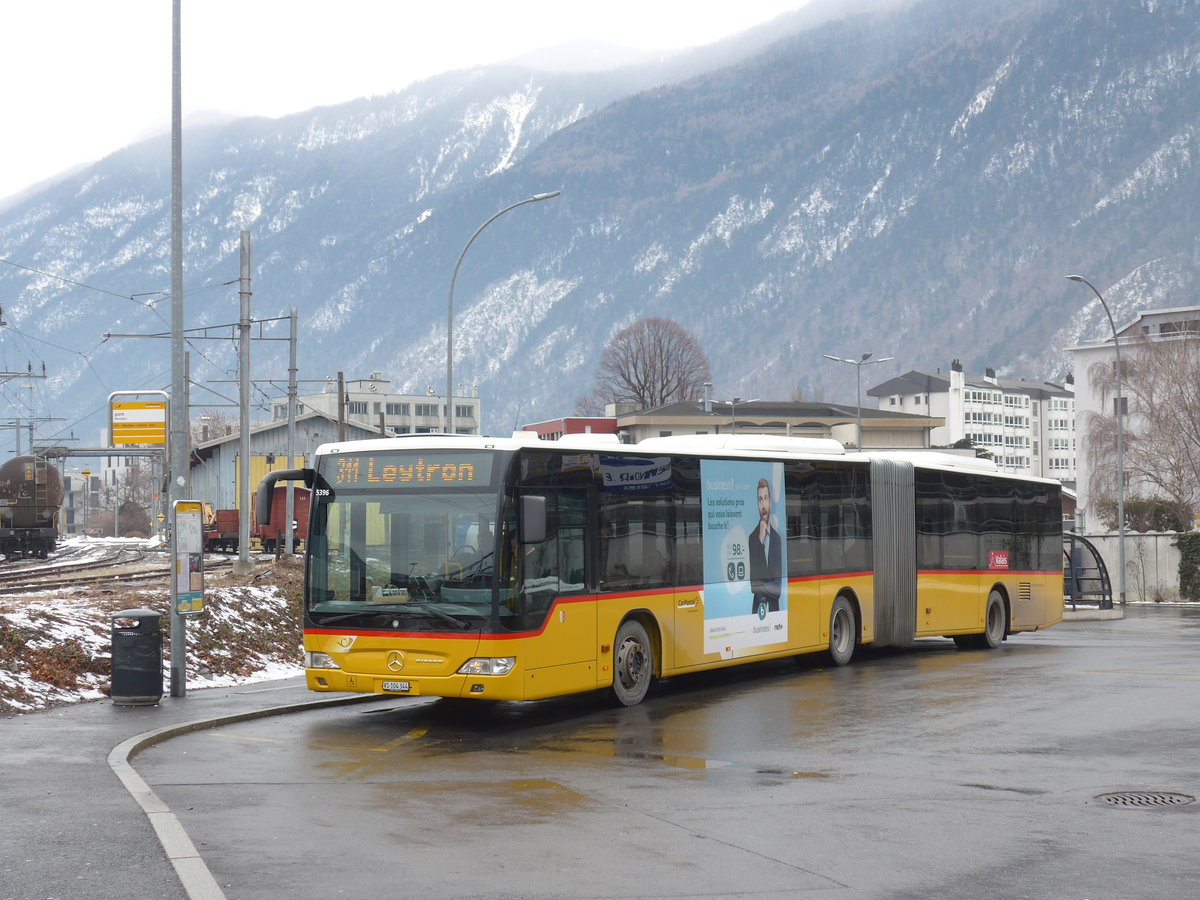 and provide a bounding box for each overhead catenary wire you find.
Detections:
[0,255,230,308]
[0,256,145,304]
[1,255,238,377]
[1,256,235,371]
[0,256,270,449]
